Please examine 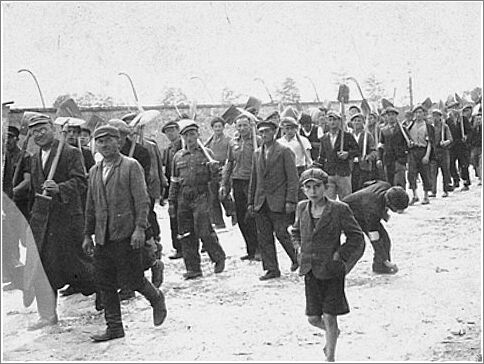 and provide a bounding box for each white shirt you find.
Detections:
[41,148,51,169]
[329,132,339,149]
[278,134,312,167]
